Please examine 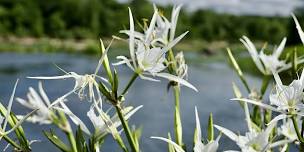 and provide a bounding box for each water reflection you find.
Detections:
[0,52,261,151]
